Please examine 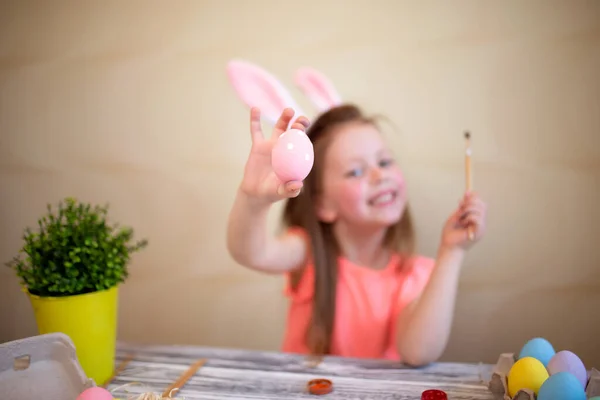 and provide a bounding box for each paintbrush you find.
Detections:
[464,131,474,240]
